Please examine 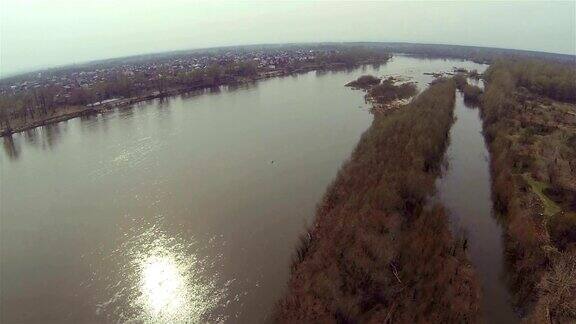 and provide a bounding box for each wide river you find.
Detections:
[2,56,491,323]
